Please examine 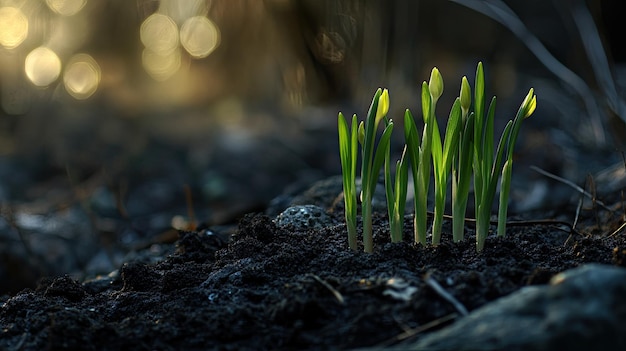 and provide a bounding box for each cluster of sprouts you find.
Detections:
[338,62,537,252]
